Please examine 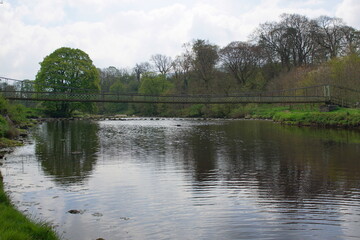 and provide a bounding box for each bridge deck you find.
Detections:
[0,78,359,107]
[1,90,327,104]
